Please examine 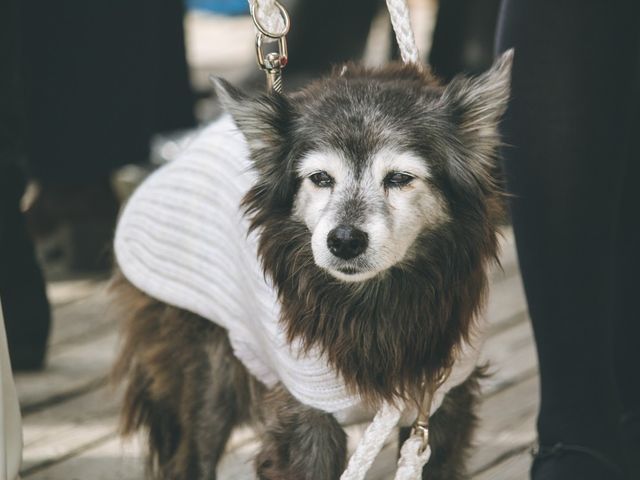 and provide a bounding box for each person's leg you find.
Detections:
[613,32,640,477]
[0,164,51,370]
[19,0,195,269]
[496,0,638,477]
[0,0,51,370]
